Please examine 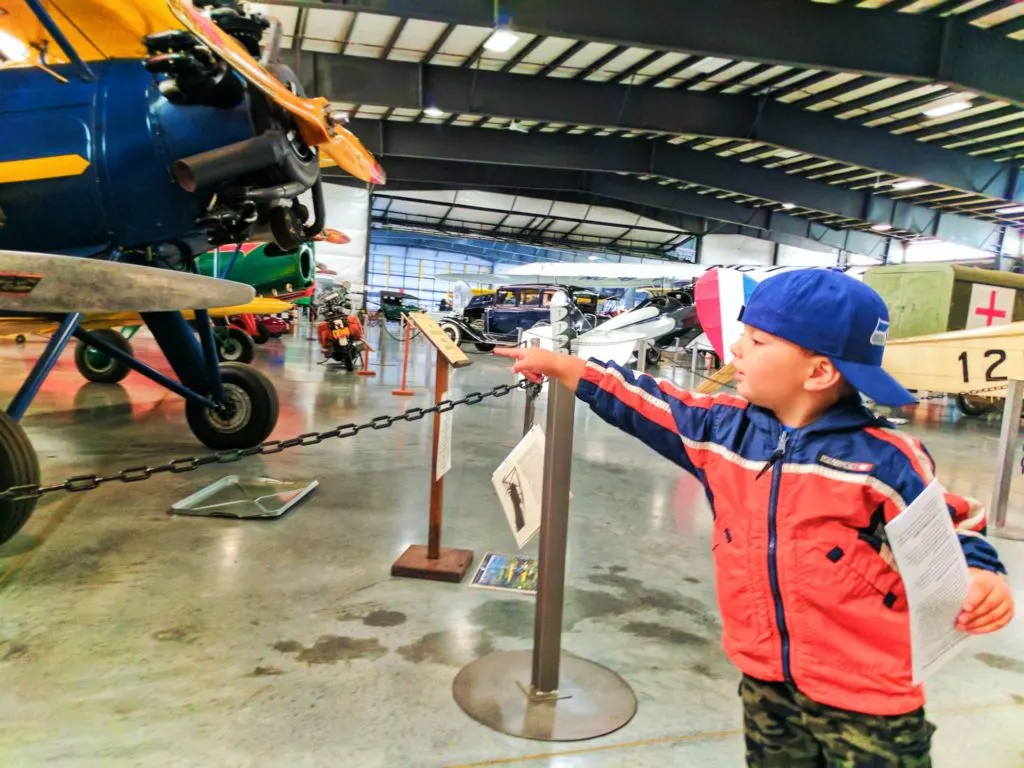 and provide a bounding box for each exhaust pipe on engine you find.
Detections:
[174,131,286,192]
